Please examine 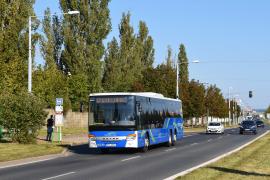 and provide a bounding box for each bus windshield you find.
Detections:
[90,96,135,126]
